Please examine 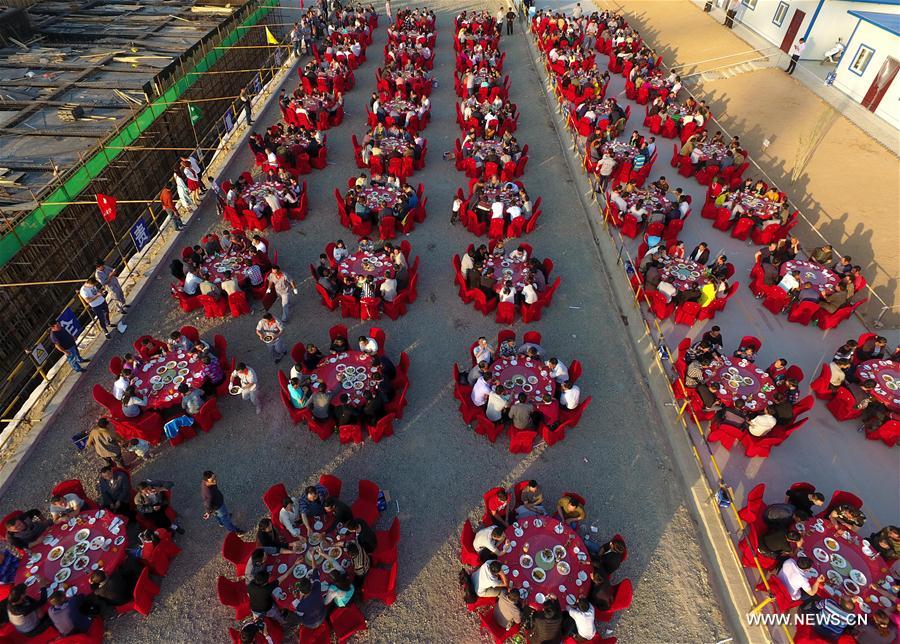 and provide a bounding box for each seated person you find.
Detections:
[746,406,777,437]
[7,583,52,635]
[777,556,824,601]
[299,484,329,530]
[288,378,312,409]
[471,560,507,598]
[529,597,563,642]
[852,609,897,644]
[758,527,801,559]
[556,495,586,528]
[494,589,523,630]
[559,380,581,410]
[255,518,290,555]
[47,590,92,637]
[5,509,50,549]
[801,597,856,640]
[48,493,85,523]
[472,525,508,560]
[868,526,900,563]
[588,570,614,610]
[89,561,142,608]
[134,480,181,534]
